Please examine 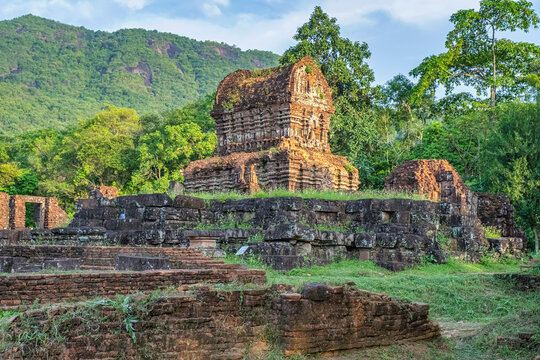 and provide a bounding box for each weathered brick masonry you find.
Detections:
[0,192,67,230]
[0,245,240,272]
[184,56,359,193]
[2,284,440,359]
[0,268,266,308]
